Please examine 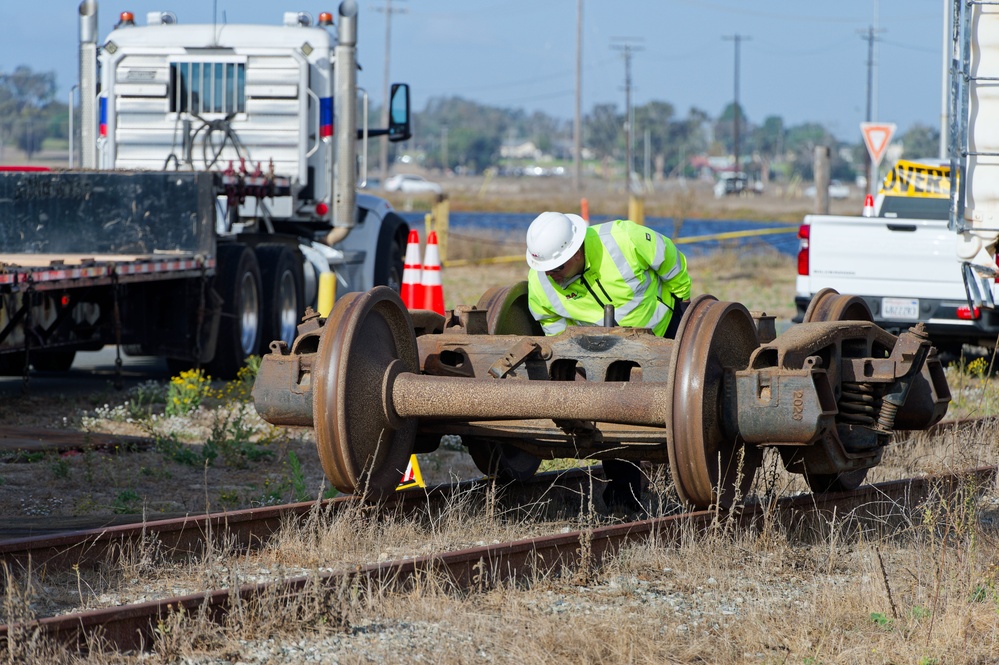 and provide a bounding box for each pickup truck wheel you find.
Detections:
[256,244,304,350]
[31,351,77,372]
[373,213,407,292]
[207,244,262,380]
